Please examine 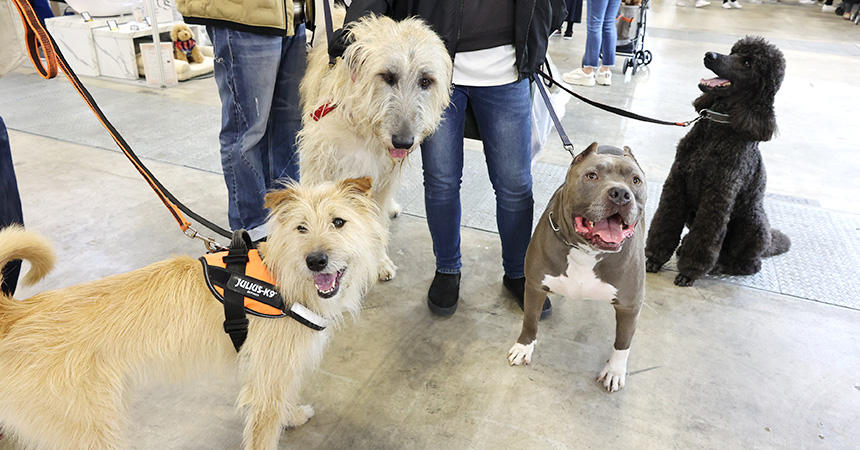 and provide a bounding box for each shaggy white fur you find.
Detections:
[298,10,452,281]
